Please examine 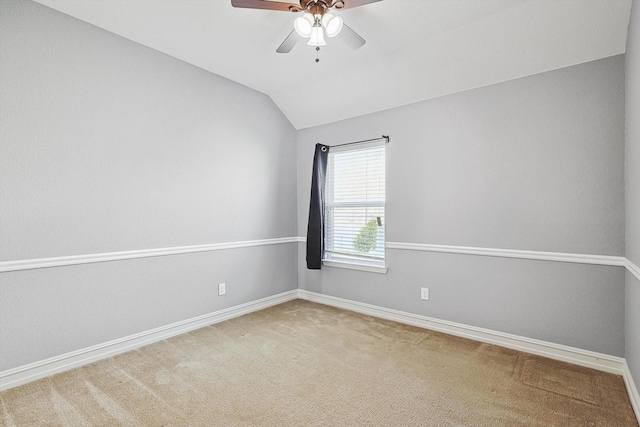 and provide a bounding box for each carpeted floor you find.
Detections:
[1,299,637,426]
